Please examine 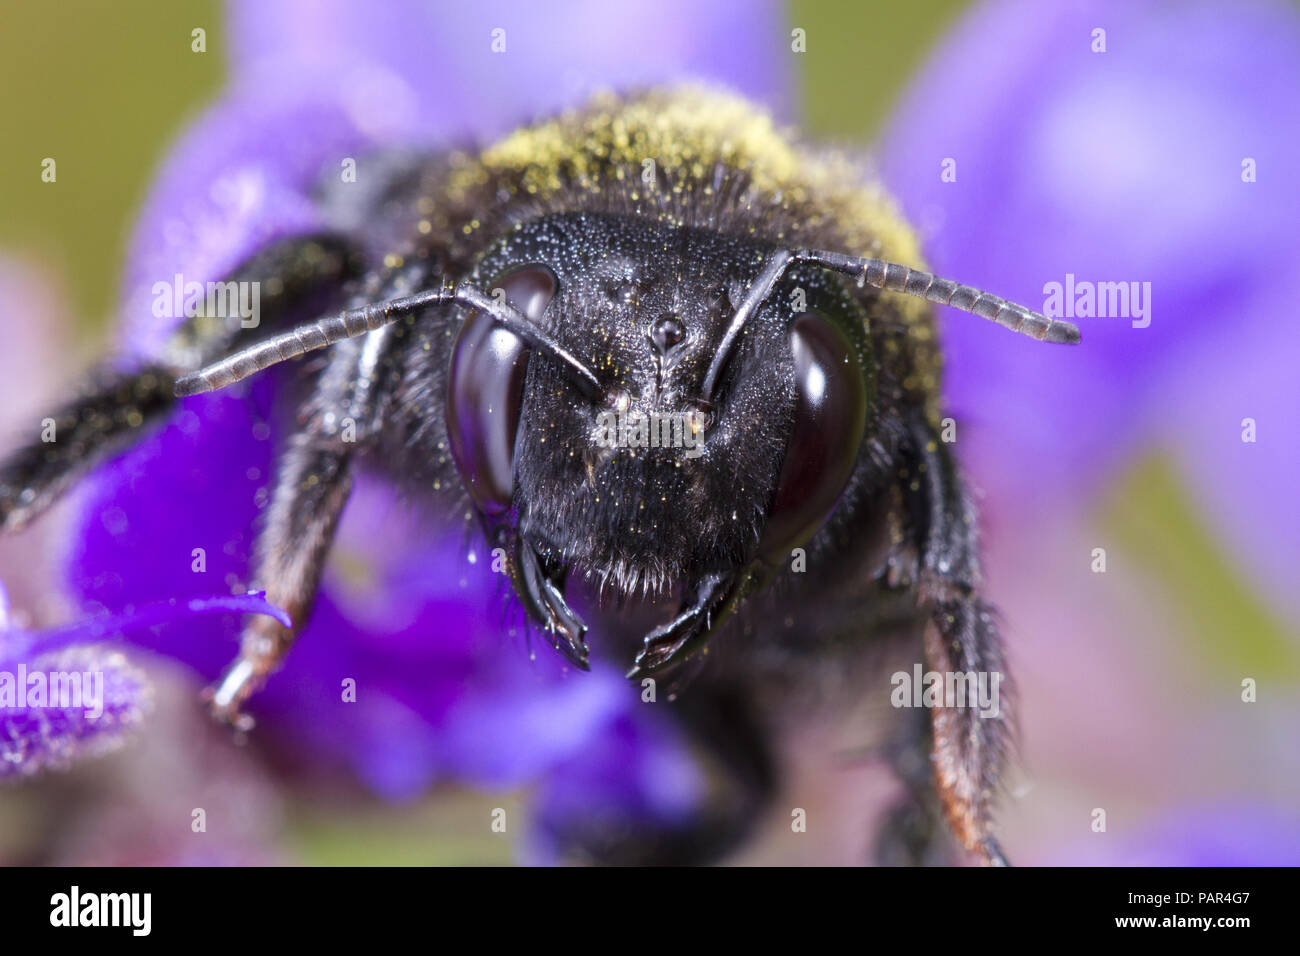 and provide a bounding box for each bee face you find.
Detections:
[446,211,878,609]
[453,212,798,596]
